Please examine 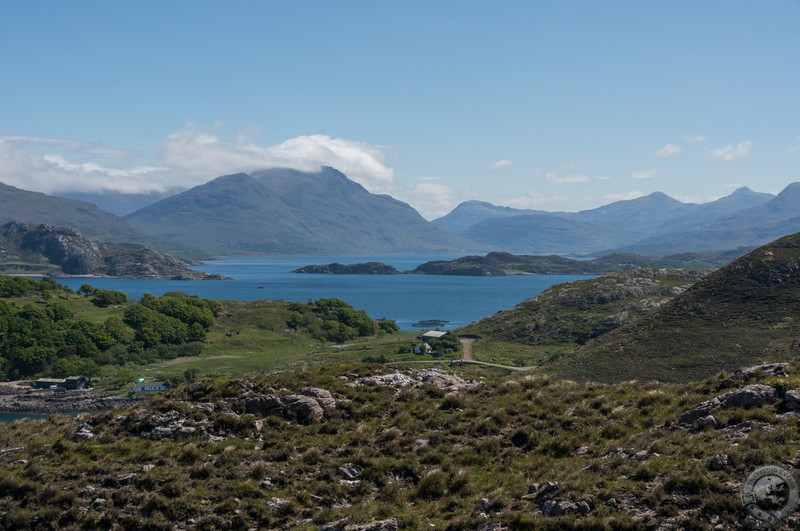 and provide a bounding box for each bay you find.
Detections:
[56,254,592,330]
